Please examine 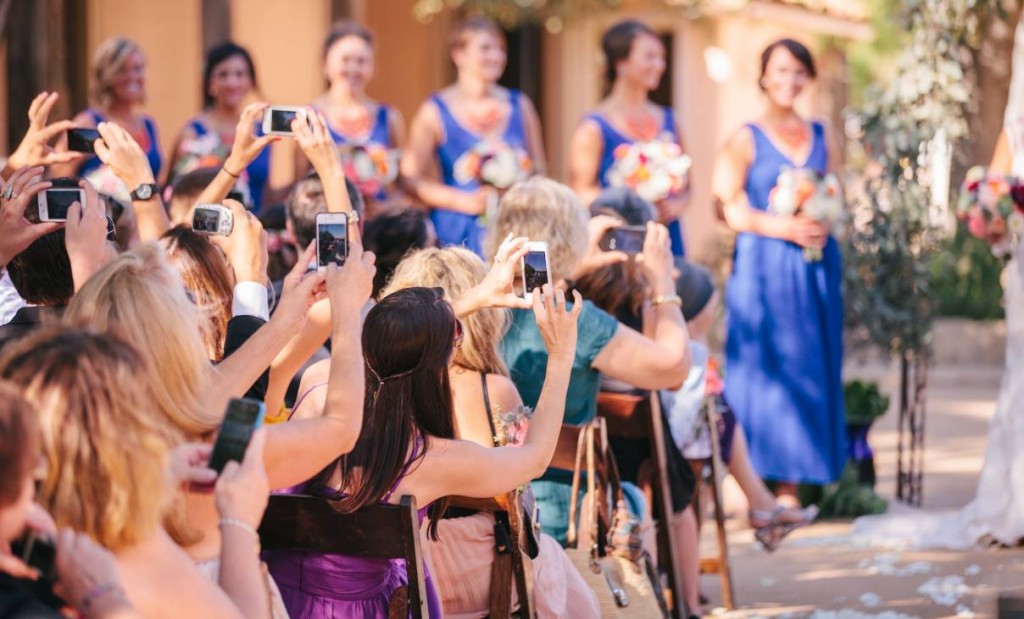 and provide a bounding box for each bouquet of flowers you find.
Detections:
[339,143,399,197]
[453,139,532,190]
[956,166,1024,257]
[606,140,692,203]
[491,404,533,447]
[768,167,843,262]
